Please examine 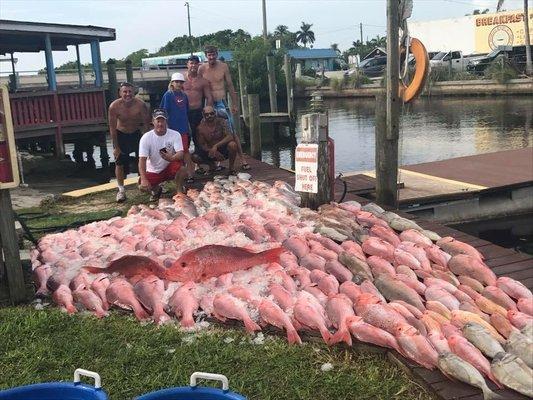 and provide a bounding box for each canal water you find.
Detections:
[260,96,533,173]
